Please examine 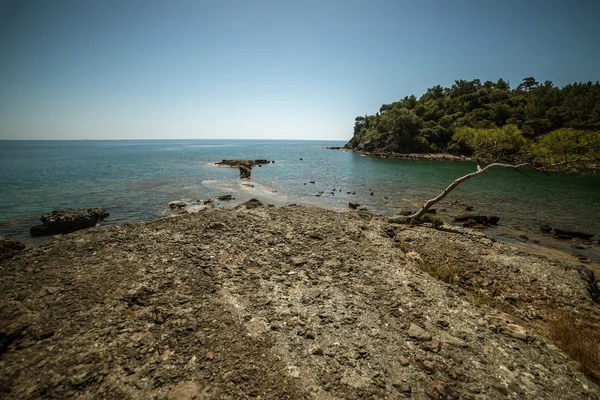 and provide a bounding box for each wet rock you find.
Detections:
[408,324,432,341]
[540,224,552,233]
[454,215,499,226]
[30,208,109,236]
[554,228,593,240]
[348,202,360,210]
[216,159,270,168]
[169,200,187,209]
[240,198,263,209]
[0,235,25,261]
[217,194,234,201]
[239,165,252,179]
